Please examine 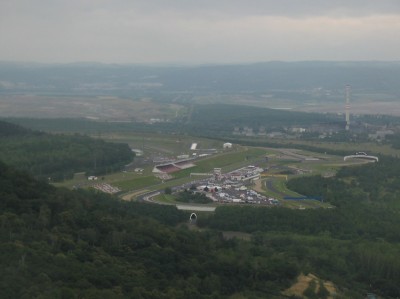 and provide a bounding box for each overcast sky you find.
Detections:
[1,0,400,64]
